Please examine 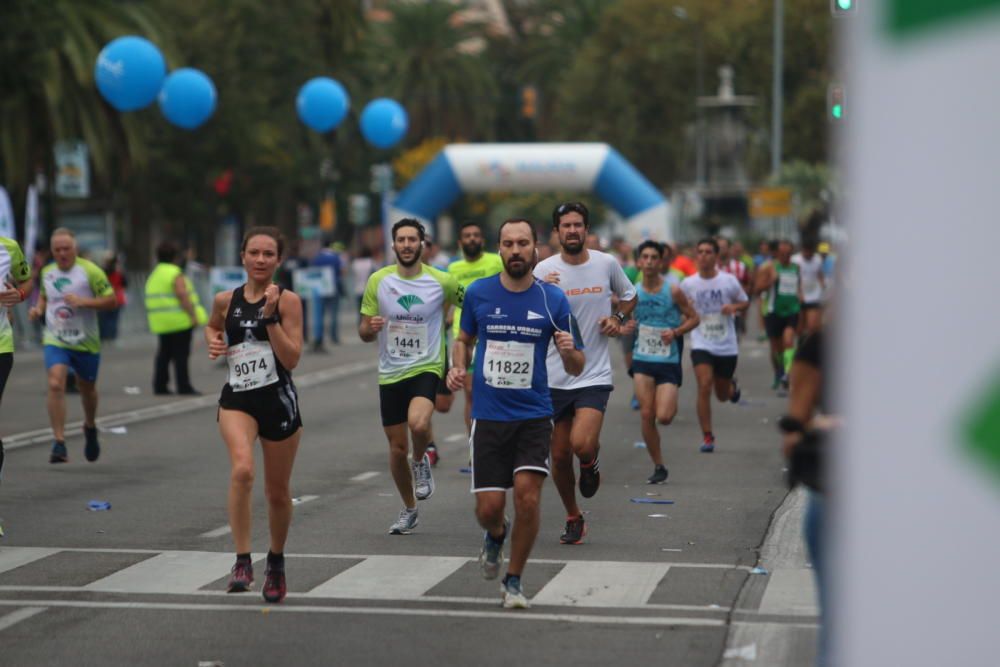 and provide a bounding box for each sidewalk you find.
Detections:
[0,314,367,439]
